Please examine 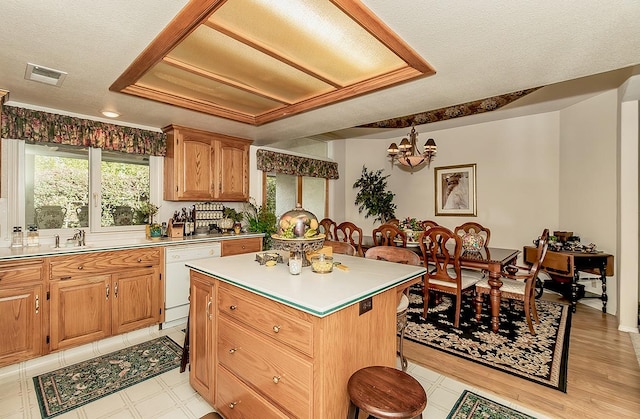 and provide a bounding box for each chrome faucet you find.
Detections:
[71,229,86,246]
[77,229,86,246]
